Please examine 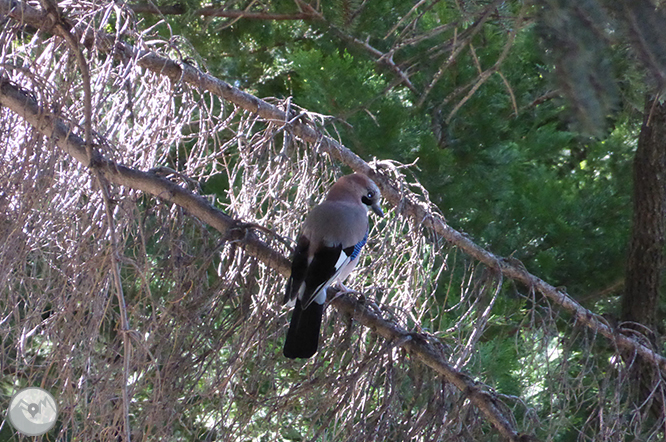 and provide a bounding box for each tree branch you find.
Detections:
[416,0,505,107]
[445,6,523,123]
[7,1,666,438]
[38,1,132,438]
[128,3,317,20]
[3,0,665,382]
[0,79,290,277]
[0,77,527,441]
[330,291,525,442]
[291,0,418,95]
